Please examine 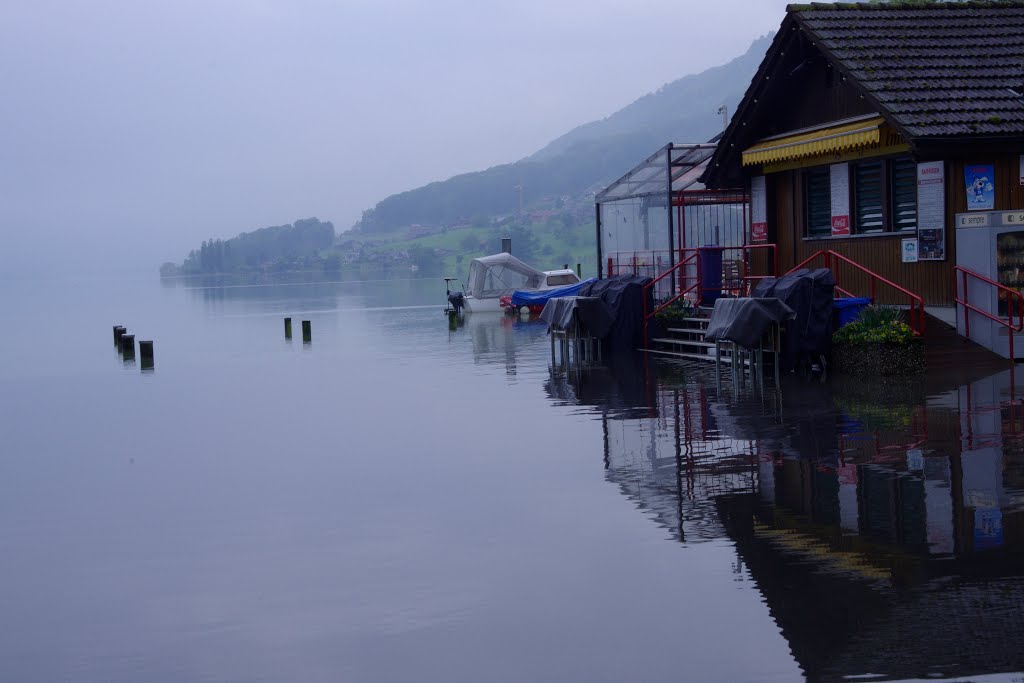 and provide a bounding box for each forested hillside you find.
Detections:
[164,218,335,275]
